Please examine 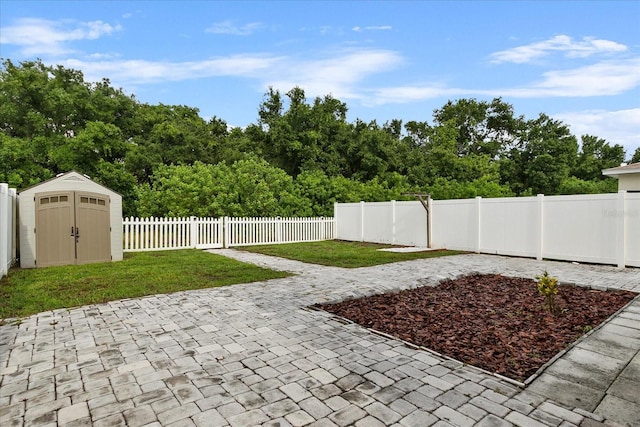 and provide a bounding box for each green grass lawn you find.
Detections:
[0,249,291,319]
[240,240,464,268]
